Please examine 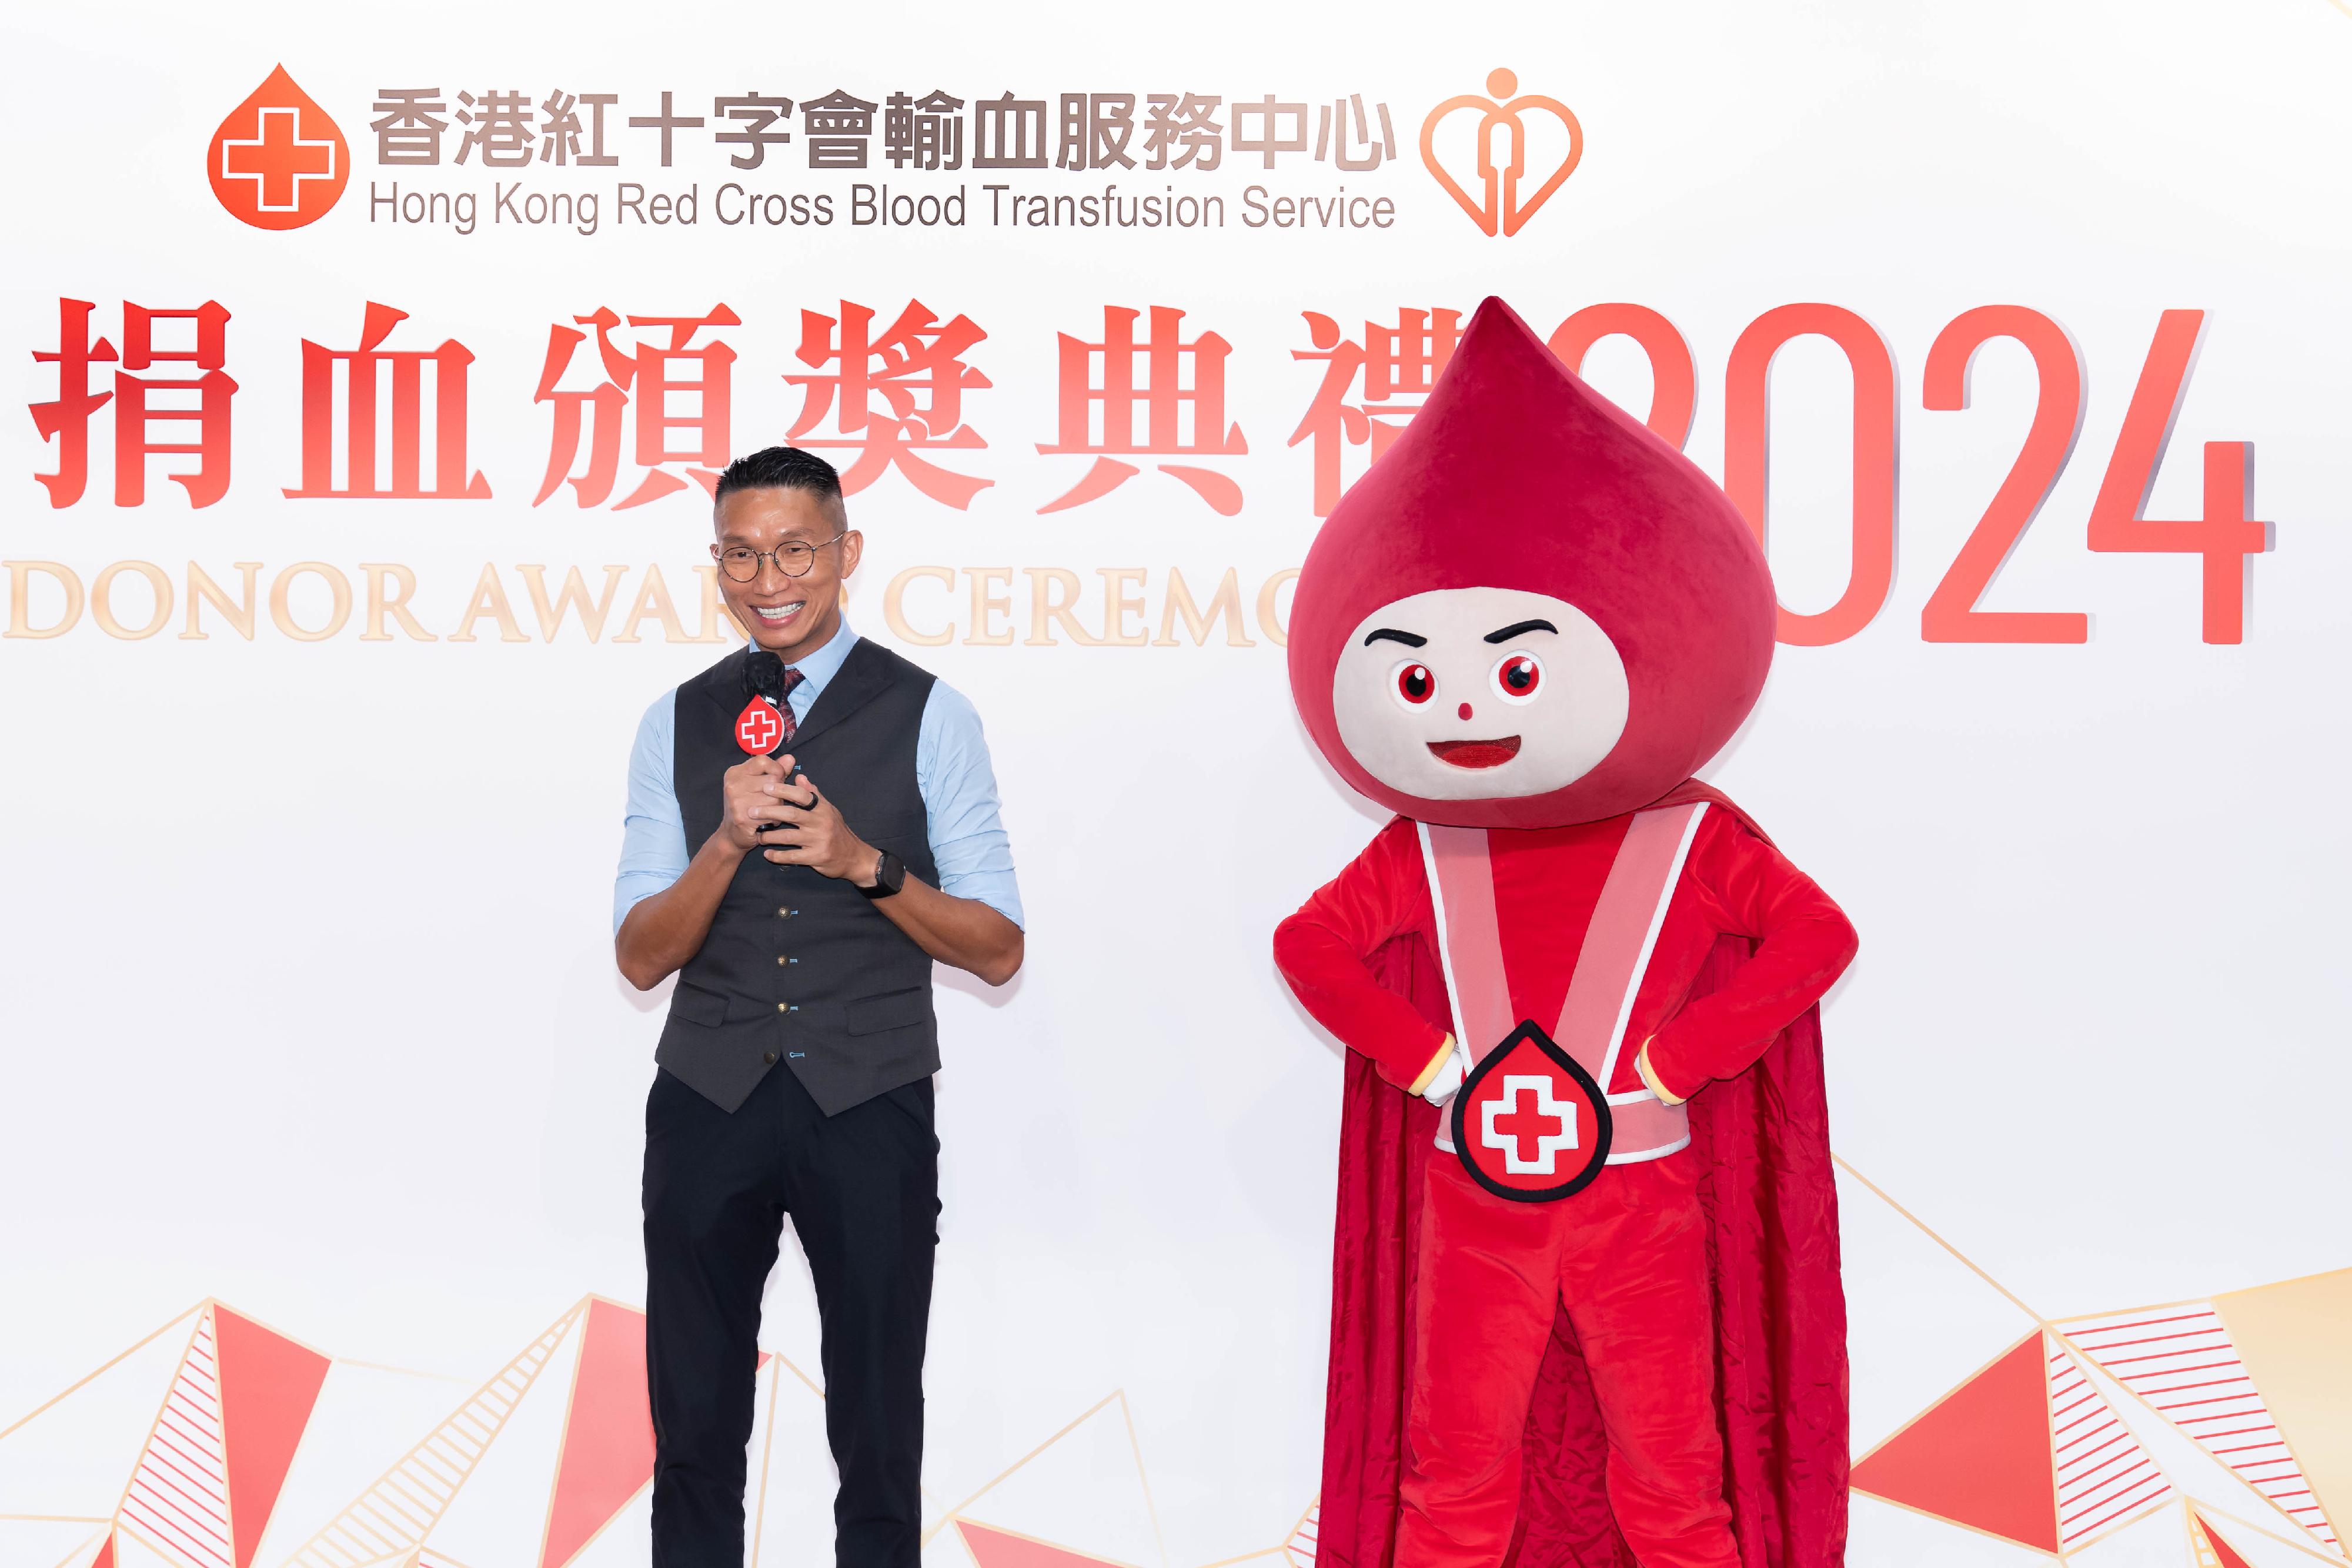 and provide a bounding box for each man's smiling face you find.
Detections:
[712,484,861,658]
[1331,586,1630,802]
